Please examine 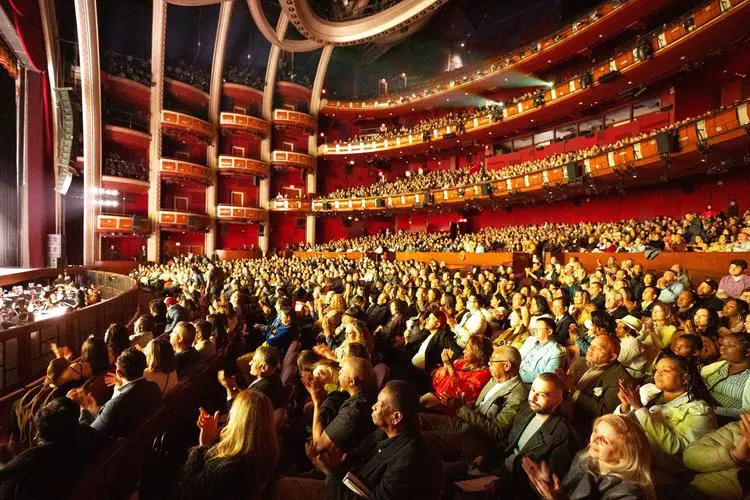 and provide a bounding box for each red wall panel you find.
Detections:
[218,223,259,250]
